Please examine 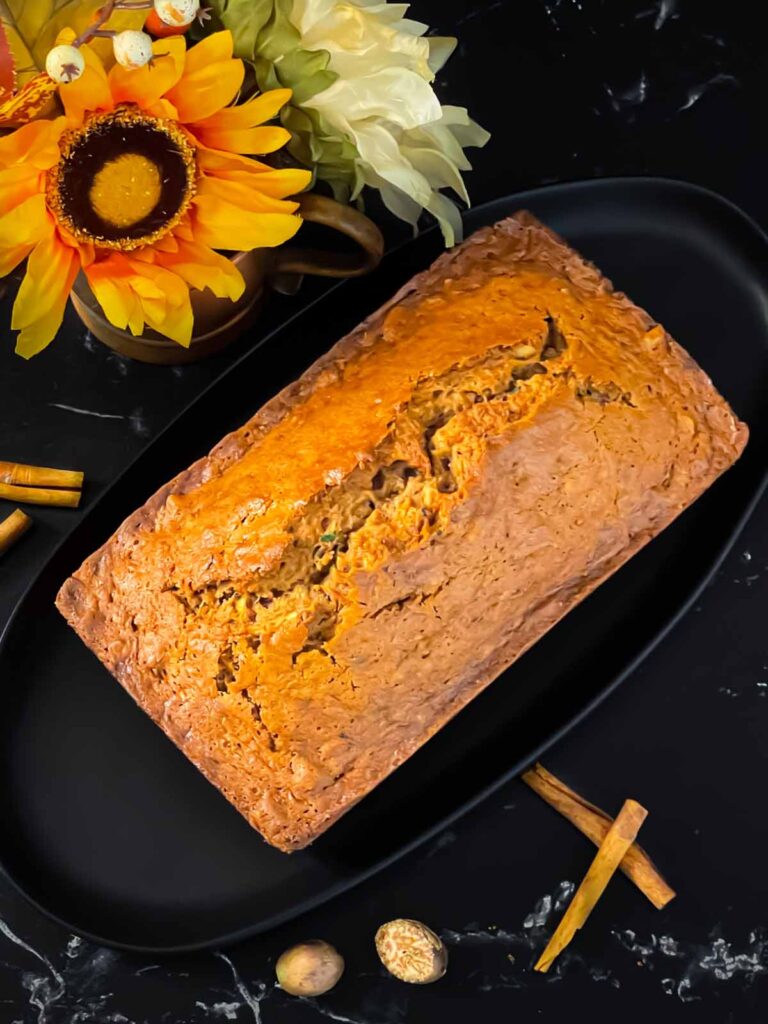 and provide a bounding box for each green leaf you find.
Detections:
[282,103,358,199]
[208,0,273,61]
[252,0,299,63]
[276,48,336,105]
[211,0,339,107]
